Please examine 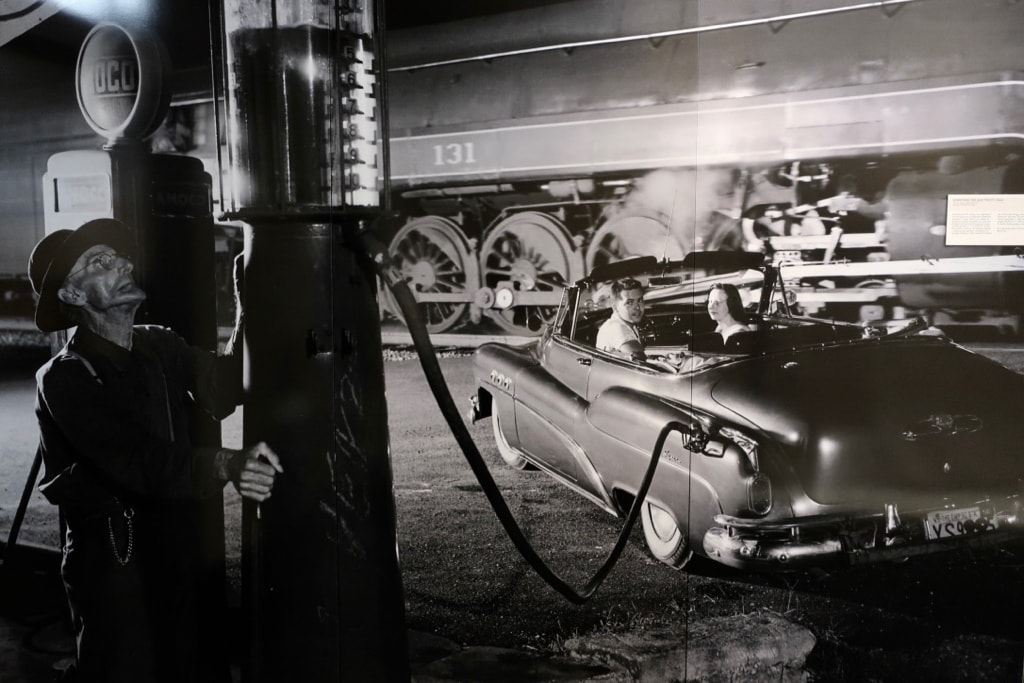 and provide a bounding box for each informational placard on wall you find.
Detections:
[946,194,1024,245]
